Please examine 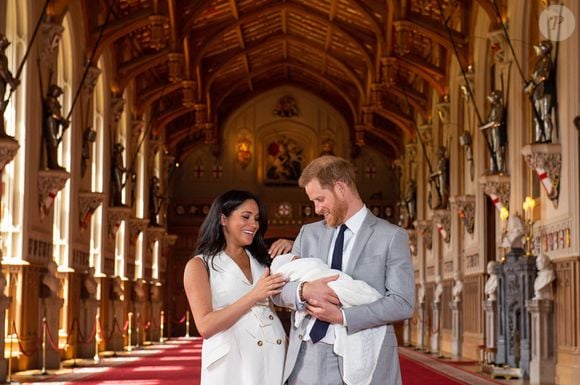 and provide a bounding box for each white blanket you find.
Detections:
[271,254,386,385]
